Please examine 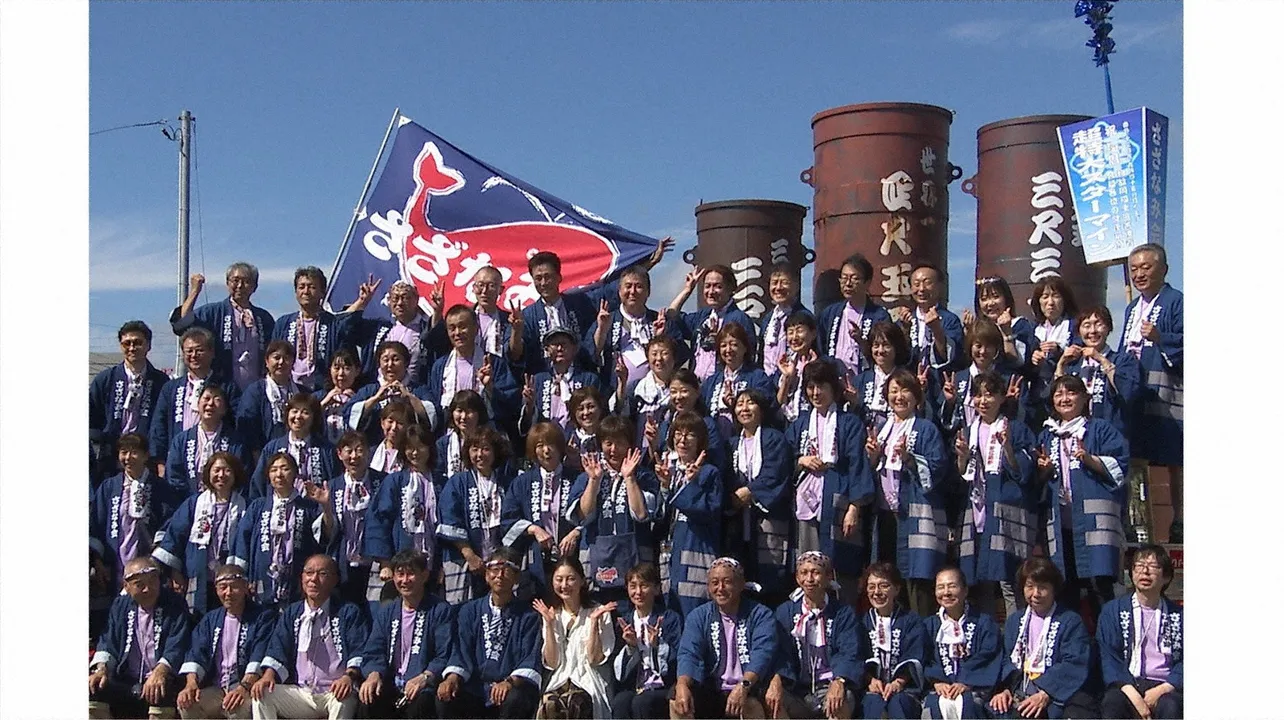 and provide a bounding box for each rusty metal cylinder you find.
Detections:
[684,199,813,319]
[803,102,959,312]
[965,114,1108,315]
